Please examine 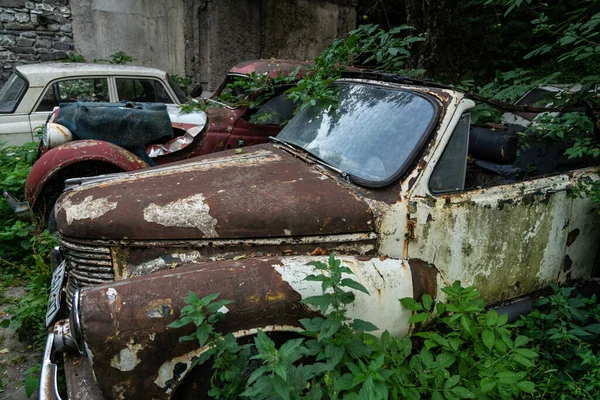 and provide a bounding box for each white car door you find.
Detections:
[0,114,34,146]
